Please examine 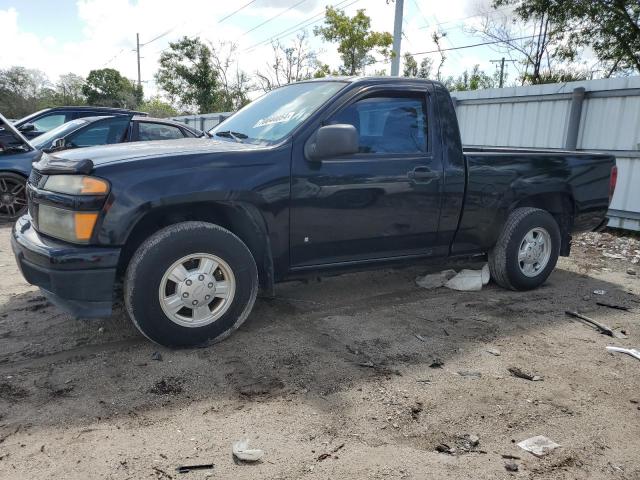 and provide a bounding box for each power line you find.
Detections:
[417,5,513,31]
[238,0,310,39]
[406,34,543,57]
[218,0,259,24]
[242,0,359,52]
